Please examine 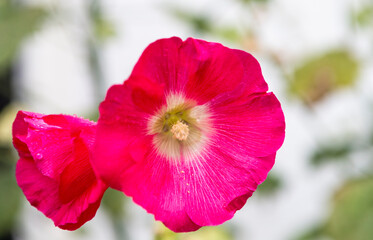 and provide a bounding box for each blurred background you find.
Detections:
[1,0,373,239]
